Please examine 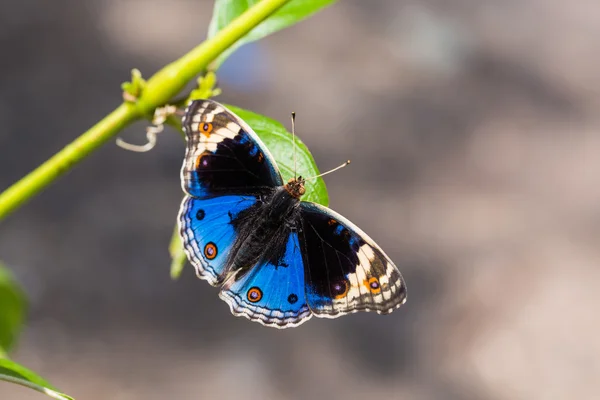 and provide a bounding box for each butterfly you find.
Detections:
[178,99,407,328]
